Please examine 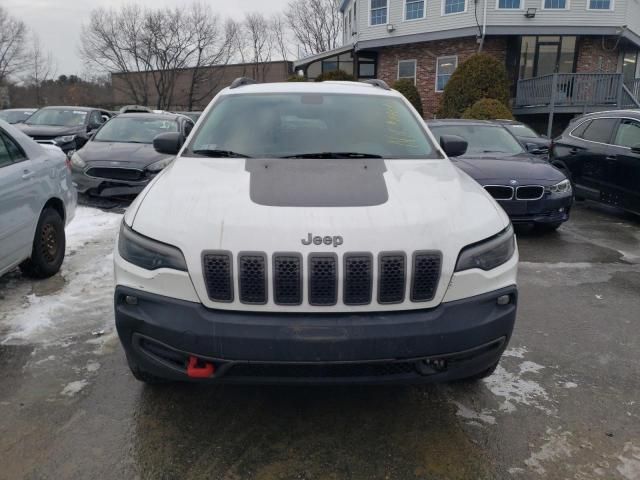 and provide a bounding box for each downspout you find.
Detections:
[479,0,488,52]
